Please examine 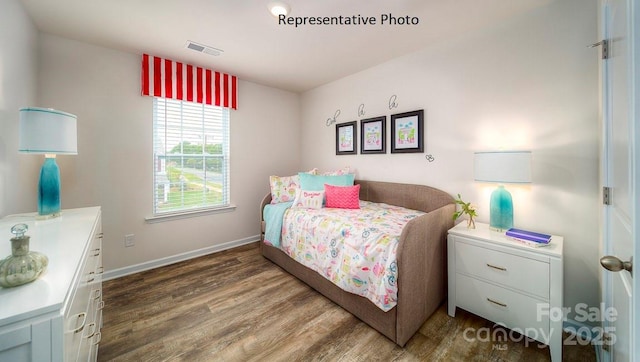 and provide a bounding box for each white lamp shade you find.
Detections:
[19,107,78,154]
[474,151,531,183]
